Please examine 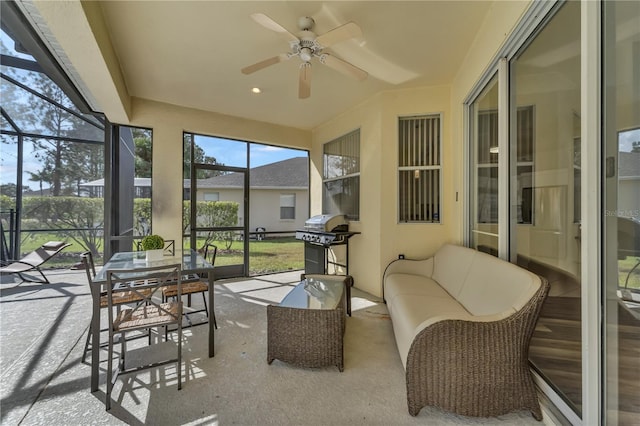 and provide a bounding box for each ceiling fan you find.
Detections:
[241,13,368,99]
